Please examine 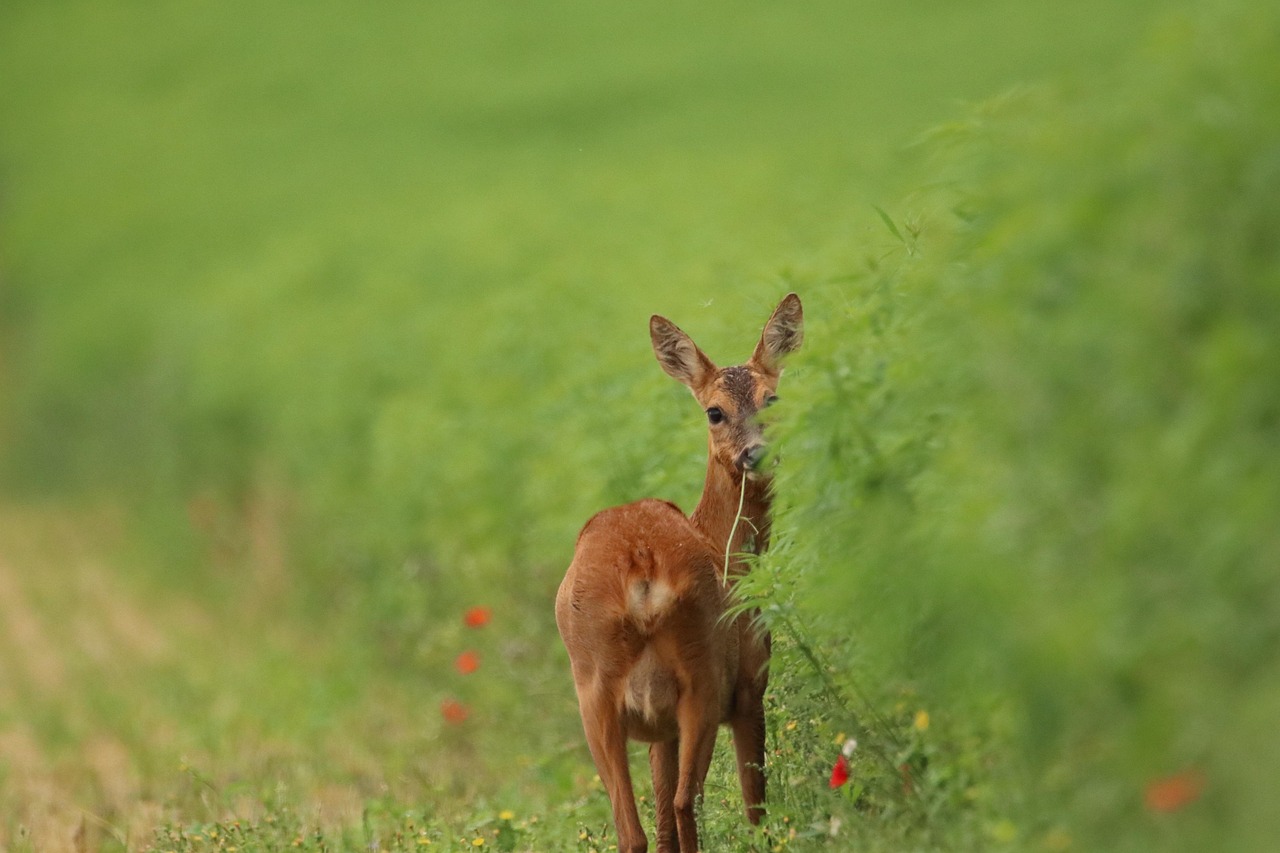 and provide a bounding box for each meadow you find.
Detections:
[1,0,1277,849]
